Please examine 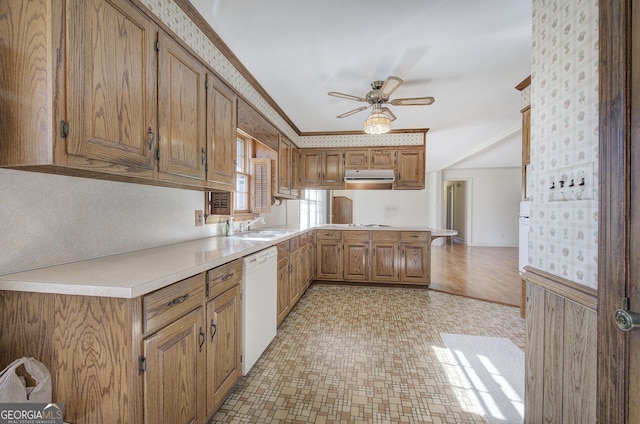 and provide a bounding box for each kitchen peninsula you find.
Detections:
[0,224,433,423]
